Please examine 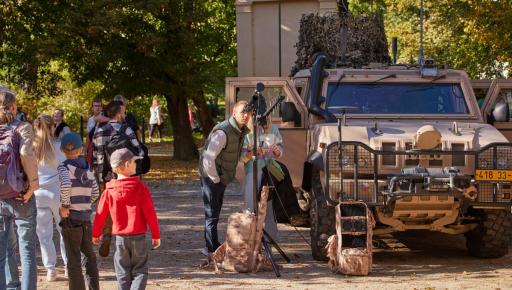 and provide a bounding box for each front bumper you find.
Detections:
[324,141,512,208]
